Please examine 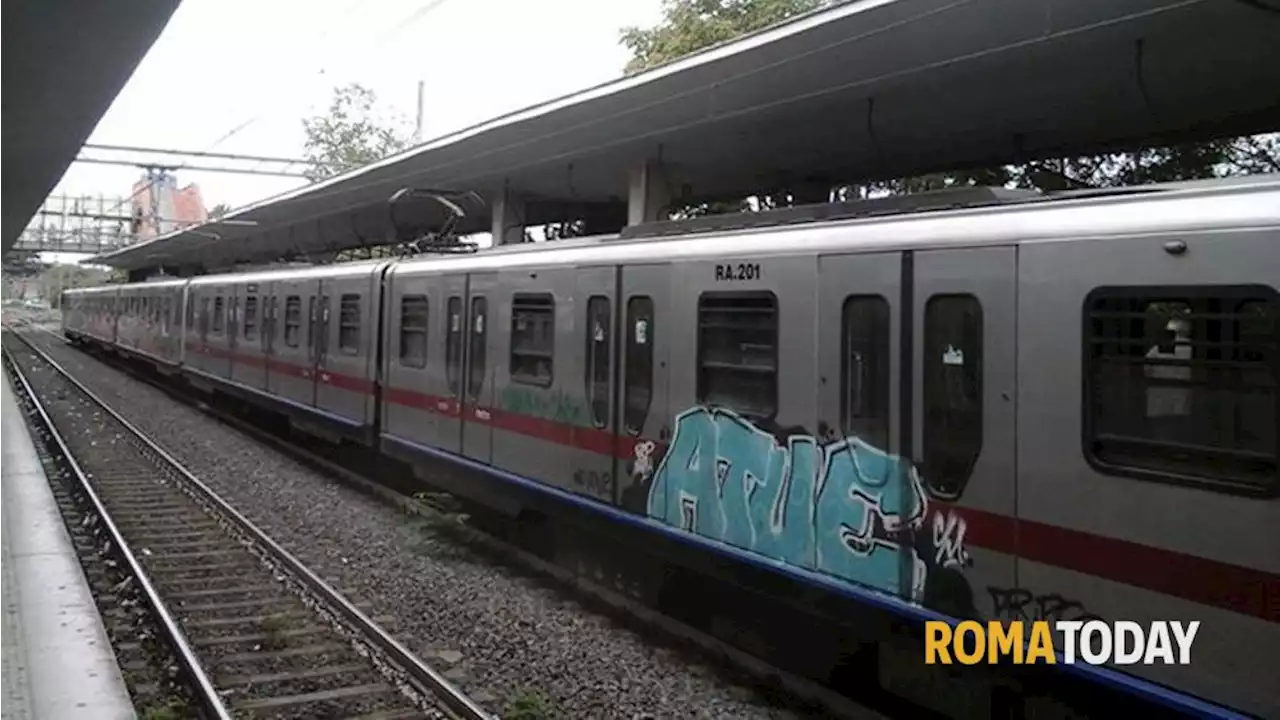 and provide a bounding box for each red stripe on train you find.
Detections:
[386,383,1279,624]
[936,507,1277,623]
[168,349,1280,623]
